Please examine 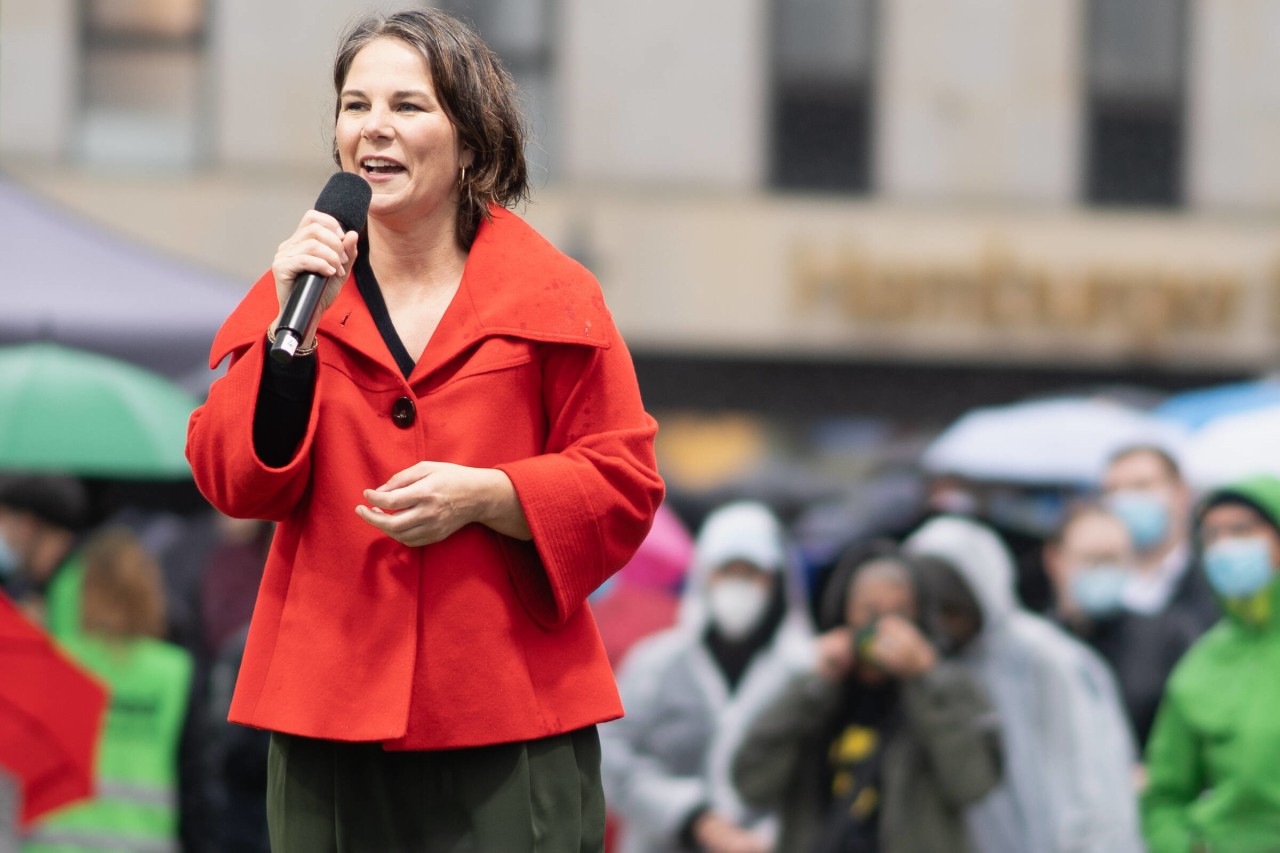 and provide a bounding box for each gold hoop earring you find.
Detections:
[459,166,467,187]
